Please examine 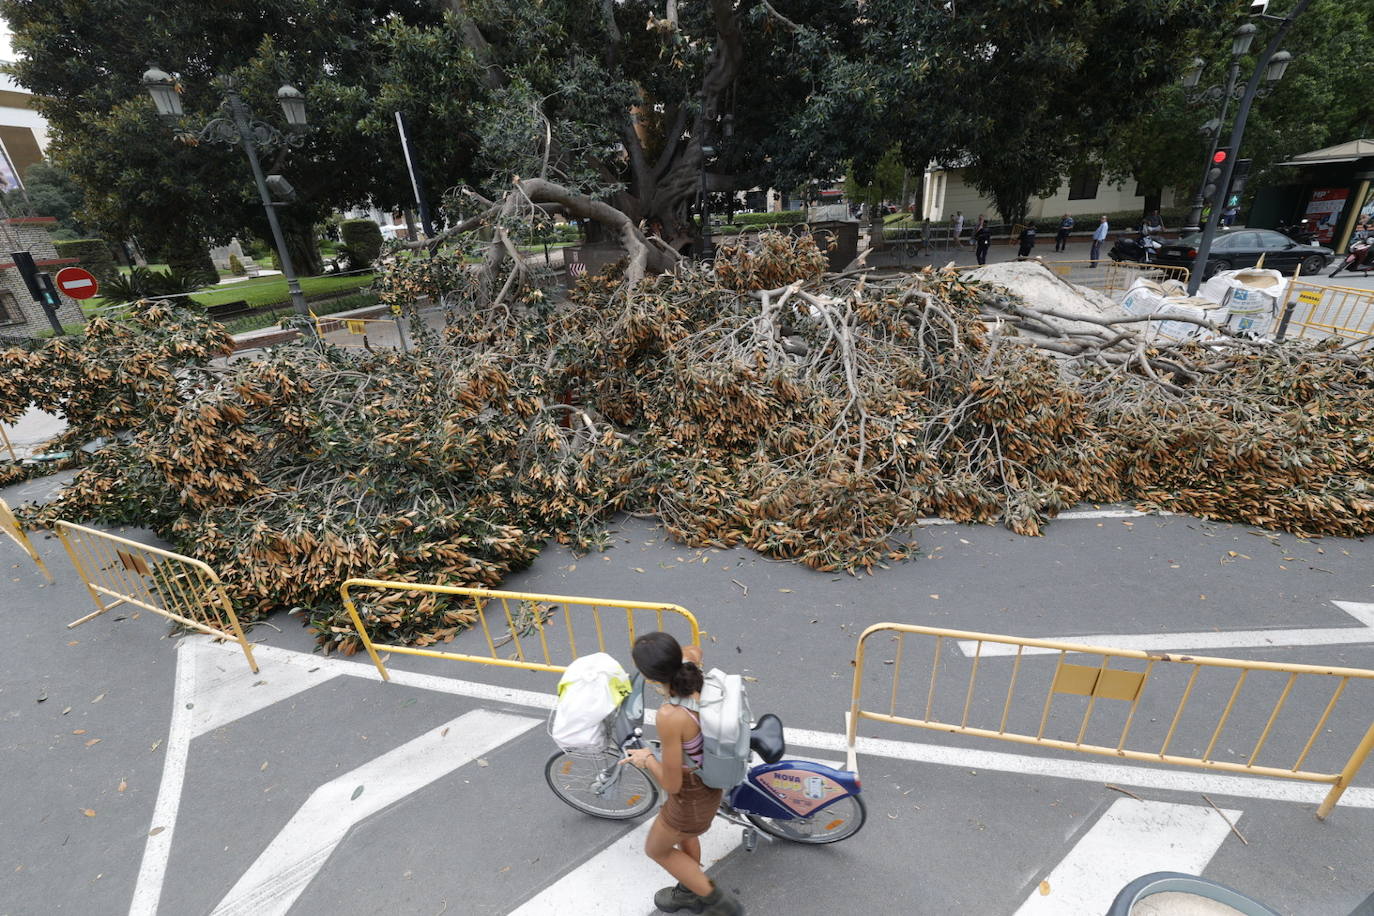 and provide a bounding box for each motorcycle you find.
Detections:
[1278,218,1319,246]
[1330,233,1373,278]
[1109,231,1163,263]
